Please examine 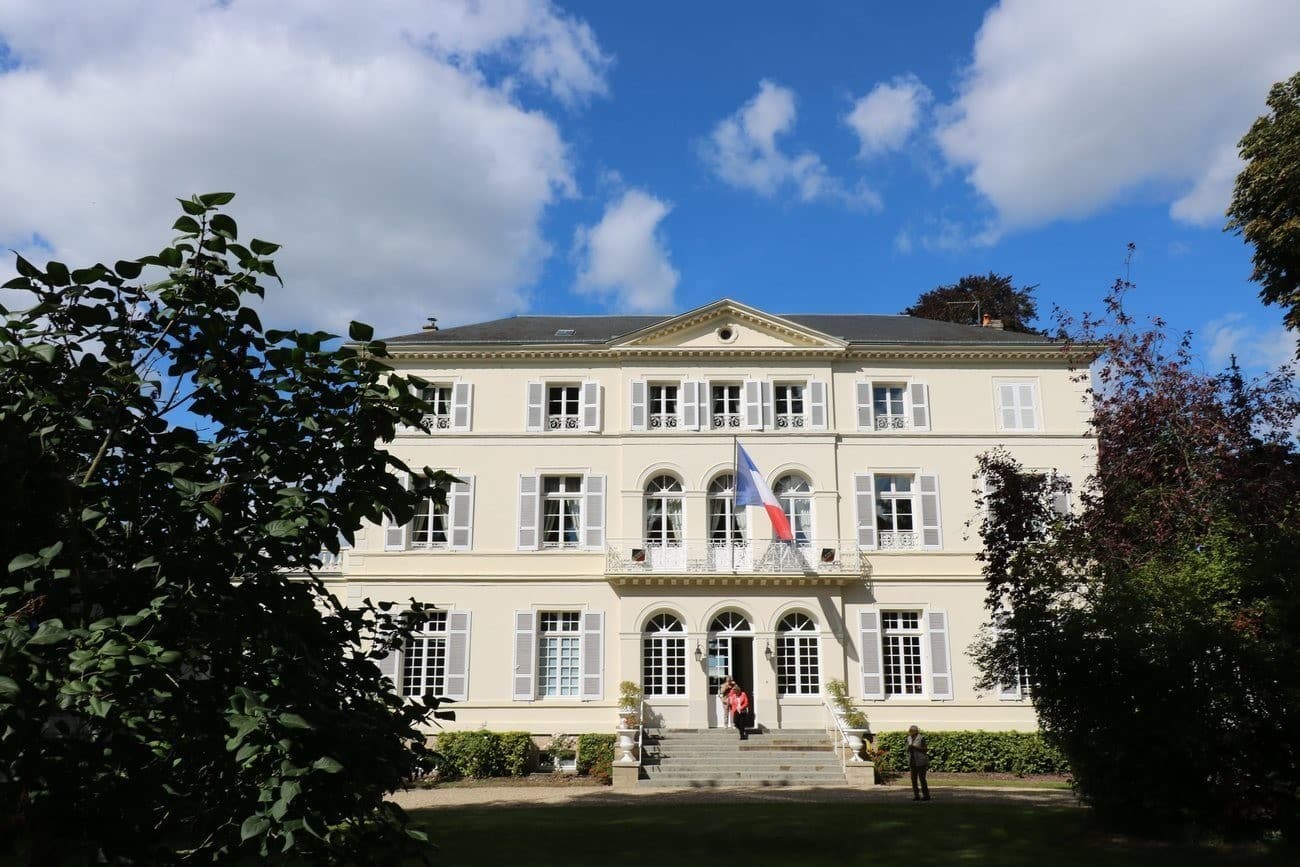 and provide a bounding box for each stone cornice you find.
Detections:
[611,302,846,349]
[384,344,1099,364]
